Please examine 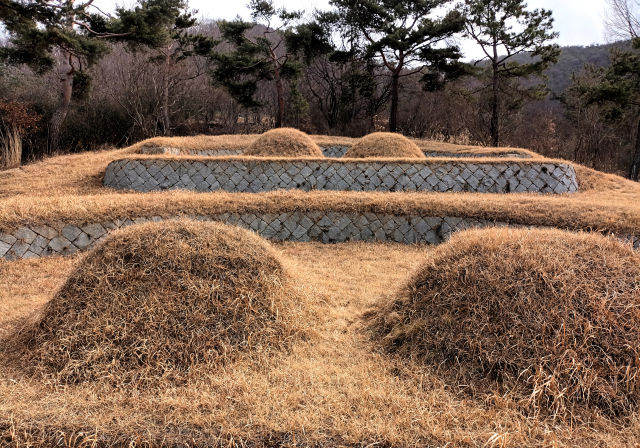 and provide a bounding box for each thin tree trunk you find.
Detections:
[490,39,500,147]
[630,116,640,181]
[161,46,172,136]
[389,71,400,133]
[49,53,74,154]
[274,64,284,128]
